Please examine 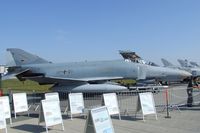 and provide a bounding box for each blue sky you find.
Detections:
[0,0,200,66]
